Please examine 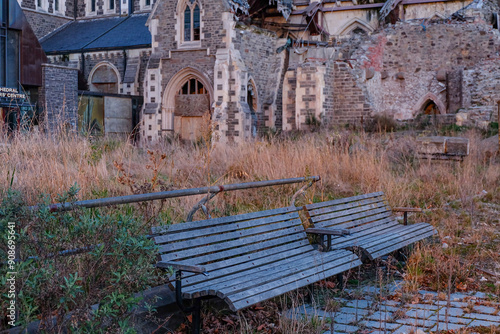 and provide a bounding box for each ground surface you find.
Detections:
[288,282,500,333]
